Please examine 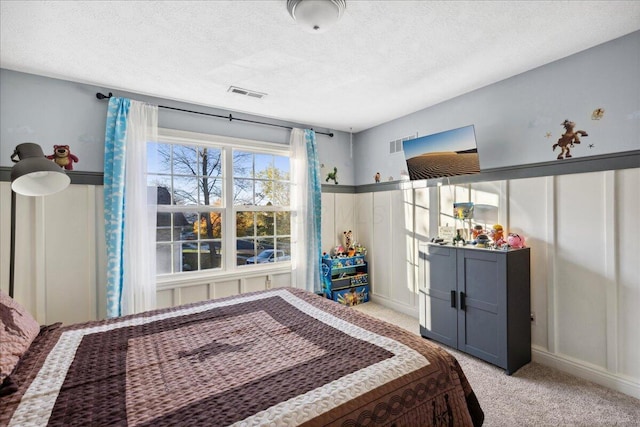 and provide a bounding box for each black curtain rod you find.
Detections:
[96,92,334,137]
